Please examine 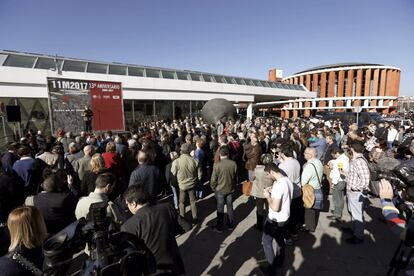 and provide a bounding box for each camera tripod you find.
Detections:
[387,240,414,276]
